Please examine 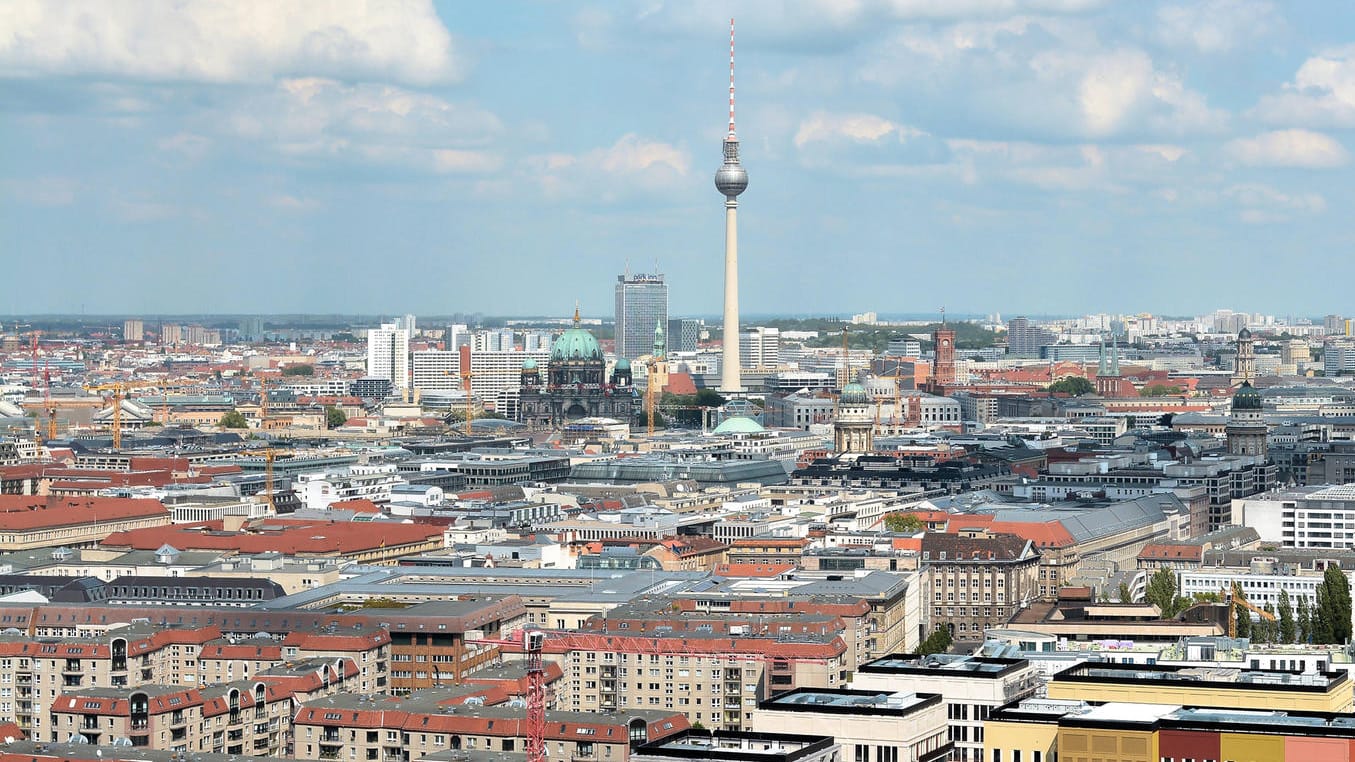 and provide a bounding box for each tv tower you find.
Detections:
[715,17,748,394]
